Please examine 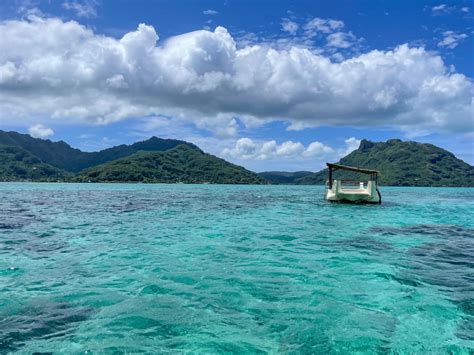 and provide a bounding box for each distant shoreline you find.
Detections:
[1,181,473,188]
[2,131,473,187]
